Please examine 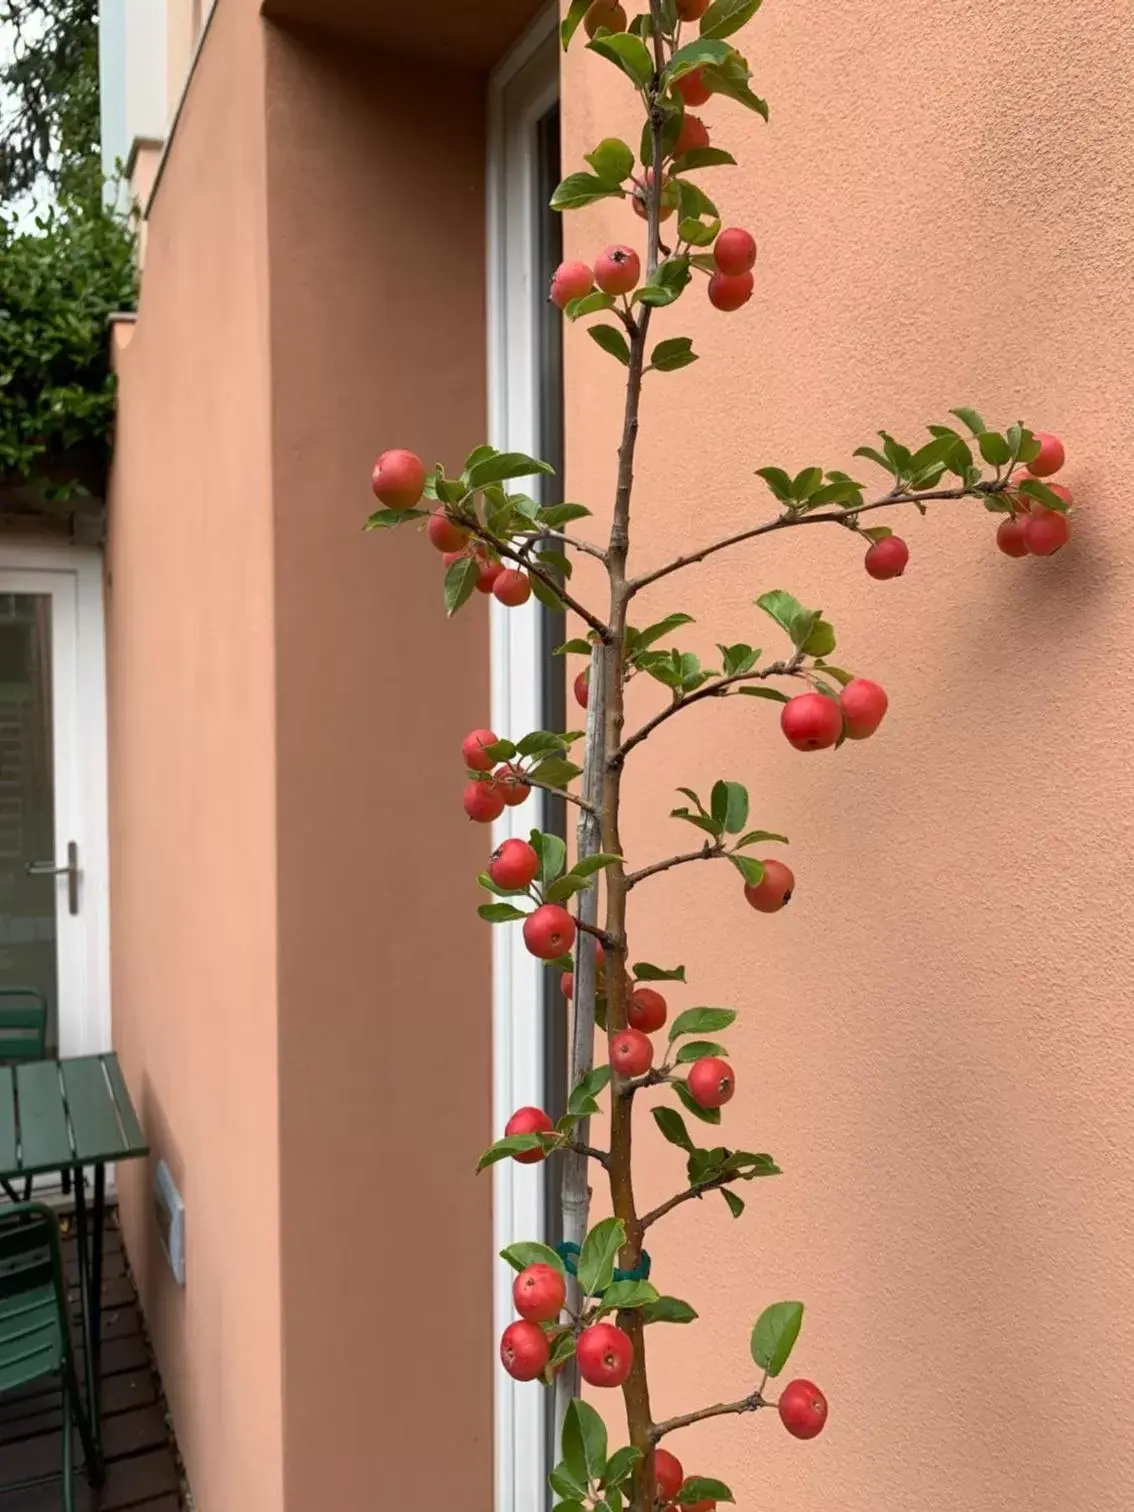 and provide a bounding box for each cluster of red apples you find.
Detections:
[552,221,757,318]
[371,448,535,607]
[997,433,1073,558]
